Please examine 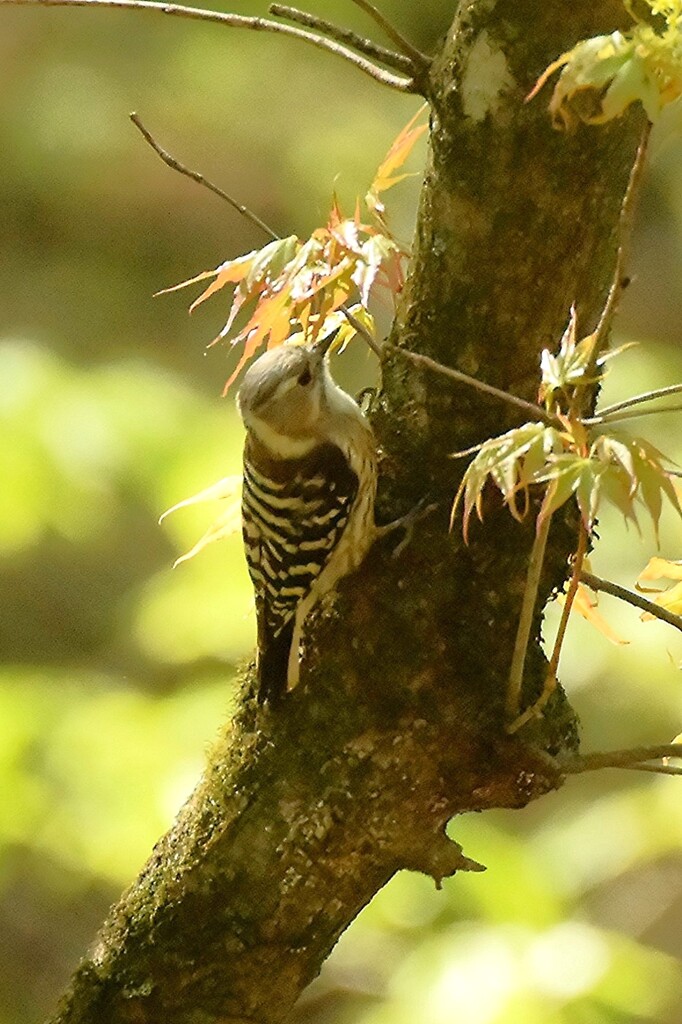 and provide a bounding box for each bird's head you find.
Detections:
[237,333,337,446]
